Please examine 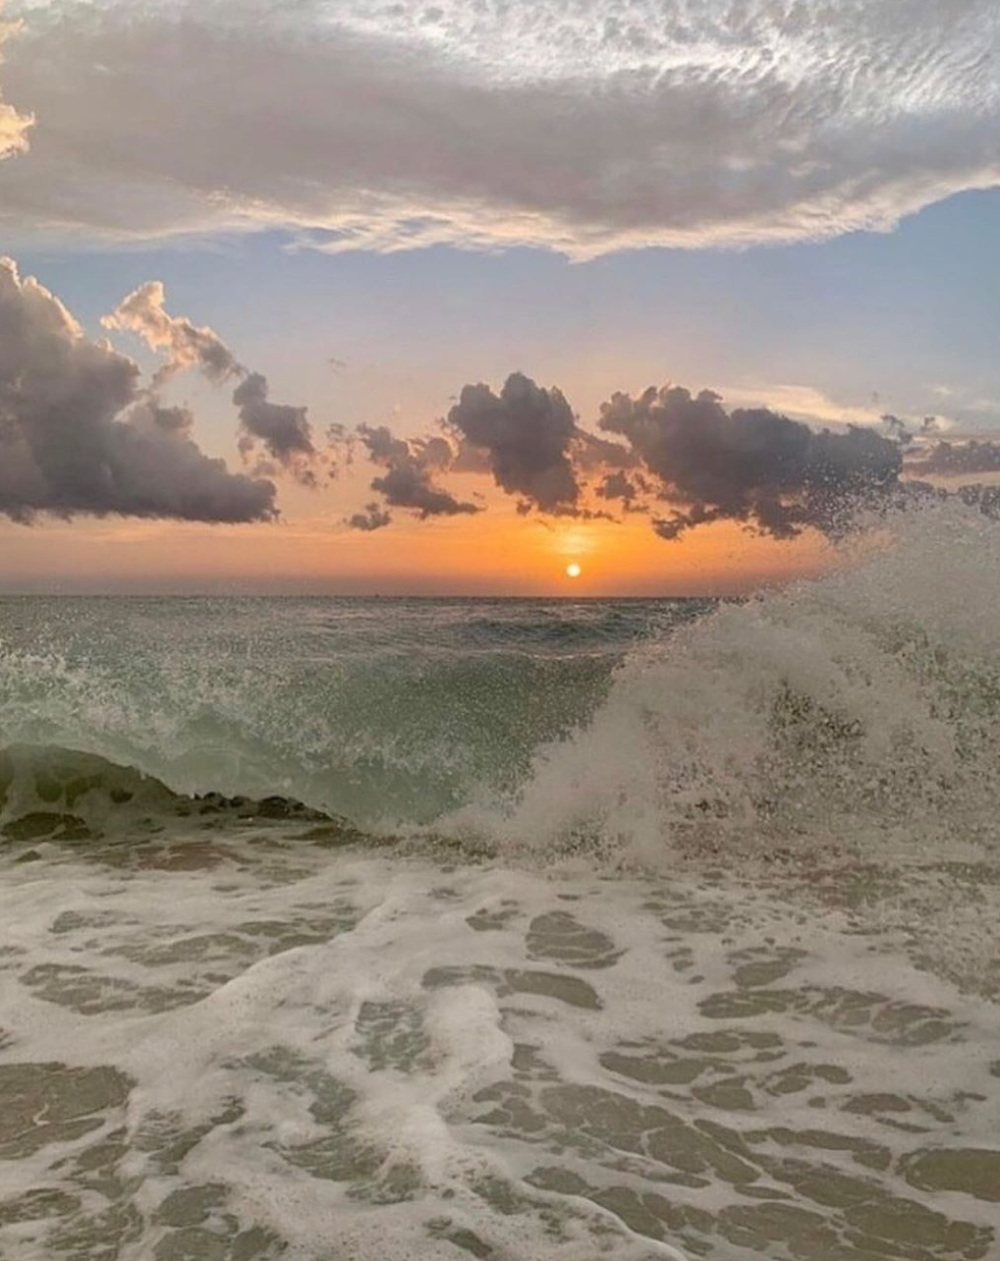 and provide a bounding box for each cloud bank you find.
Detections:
[351,373,917,541]
[6,266,996,544]
[1,0,997,256]
[0,259,276,524]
